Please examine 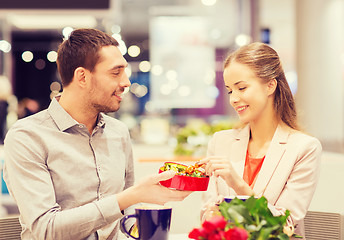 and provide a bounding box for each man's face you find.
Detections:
[87,45,130,113]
